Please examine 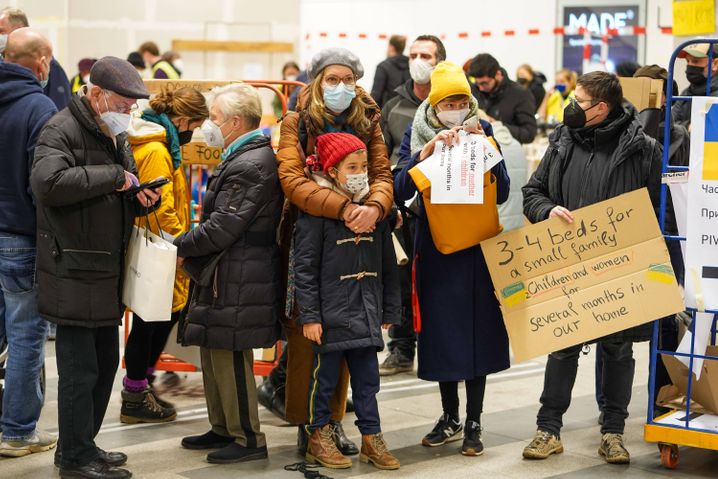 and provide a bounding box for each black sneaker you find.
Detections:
[59,459,131,479]
[120,389,177,424]
[461,420,484,456]
[422,413,463,447]
[206,443,268,464]
[182,430,234,450]
[379,351,414,376]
